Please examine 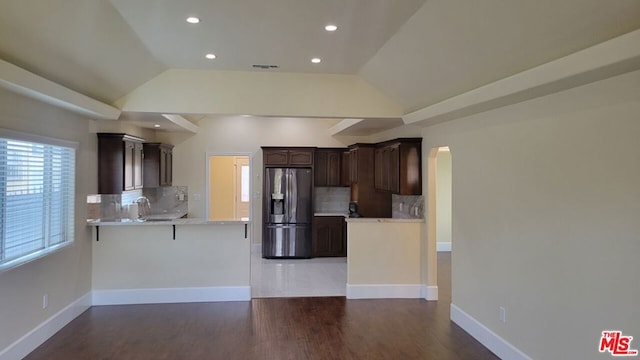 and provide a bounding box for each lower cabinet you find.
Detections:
[312,216,346,257]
